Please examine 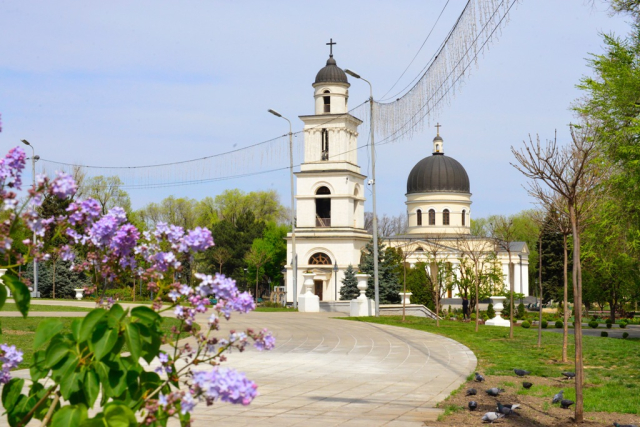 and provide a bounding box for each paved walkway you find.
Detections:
[1,308,476,426]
